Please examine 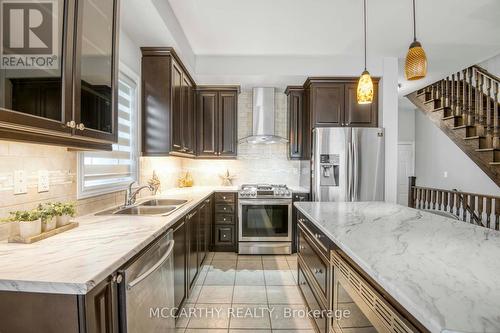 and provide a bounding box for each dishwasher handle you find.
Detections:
[127,239,175,290]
